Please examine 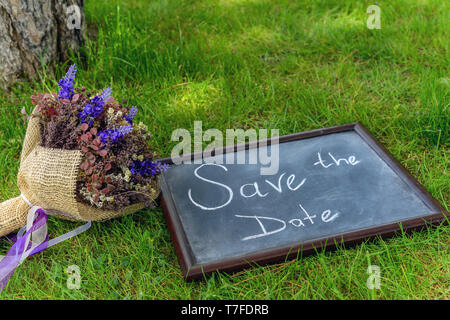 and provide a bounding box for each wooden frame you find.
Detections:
[159,122,448,281]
